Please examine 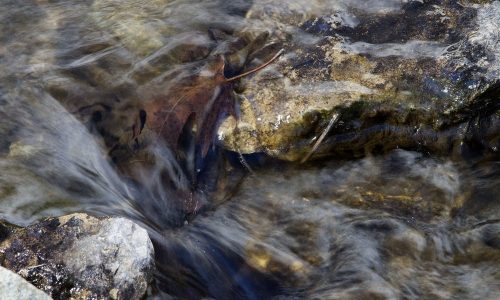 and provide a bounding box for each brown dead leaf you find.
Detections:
[138,49,284,158]
[143,56,233,157]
